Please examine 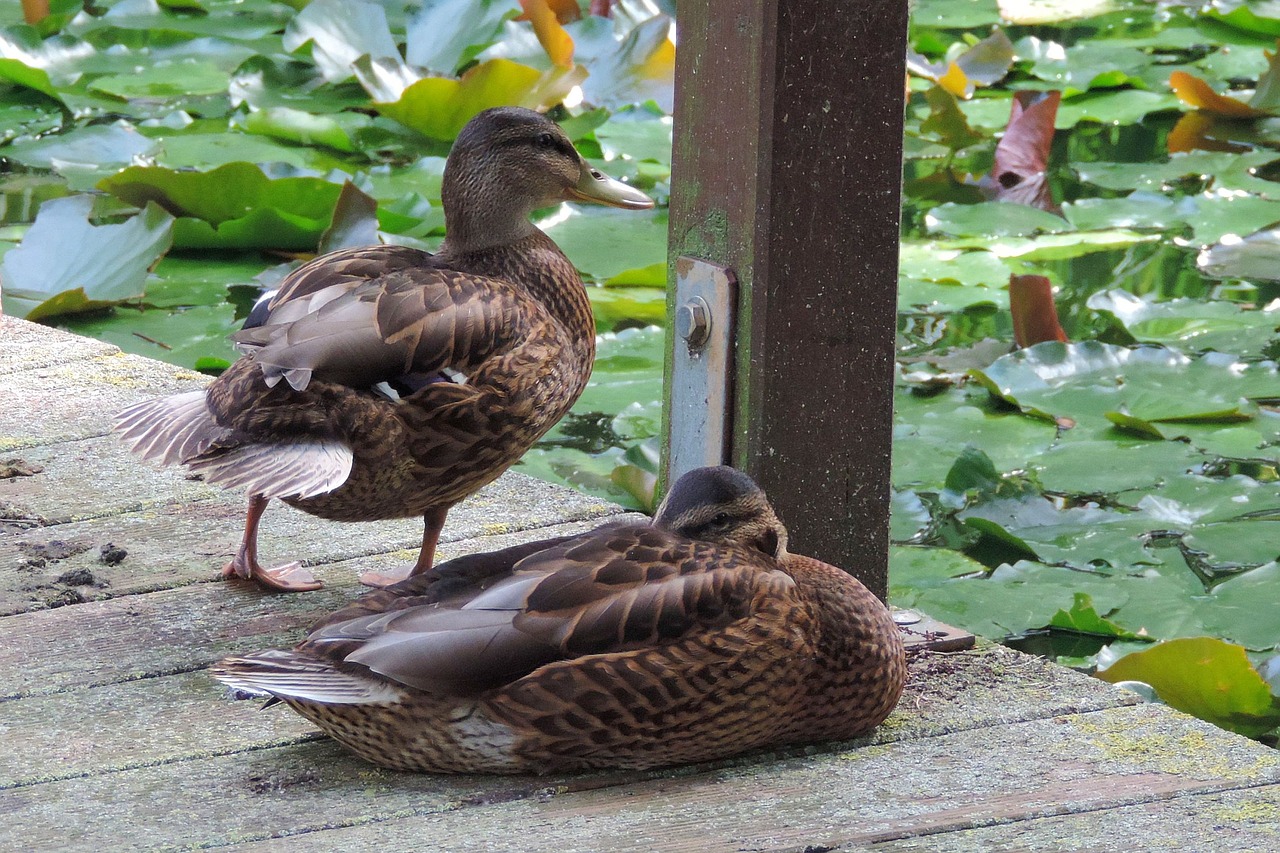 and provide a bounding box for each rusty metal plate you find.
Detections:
[894,609,977,653]
[666,256,737,485]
